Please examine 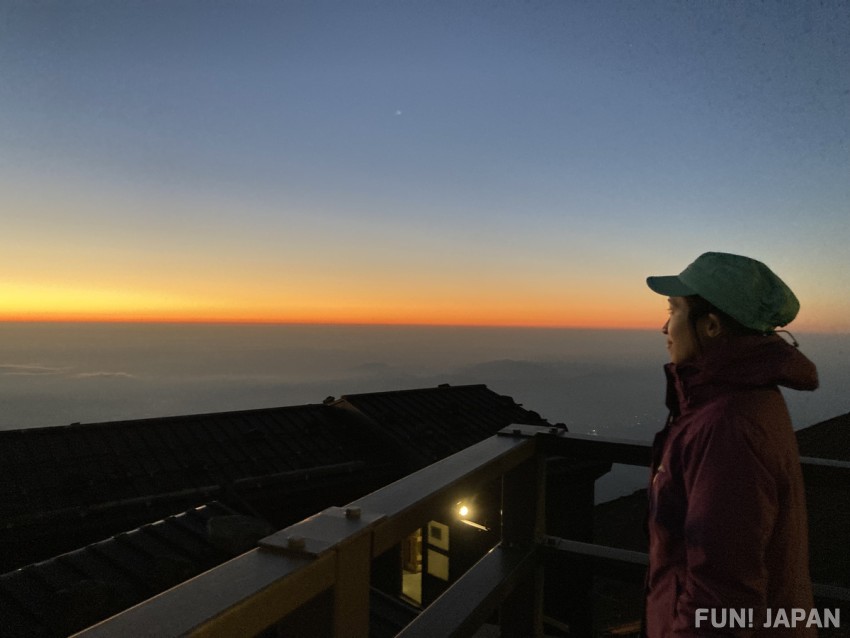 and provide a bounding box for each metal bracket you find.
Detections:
[259,506,385,558]
[497,423,565,438]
